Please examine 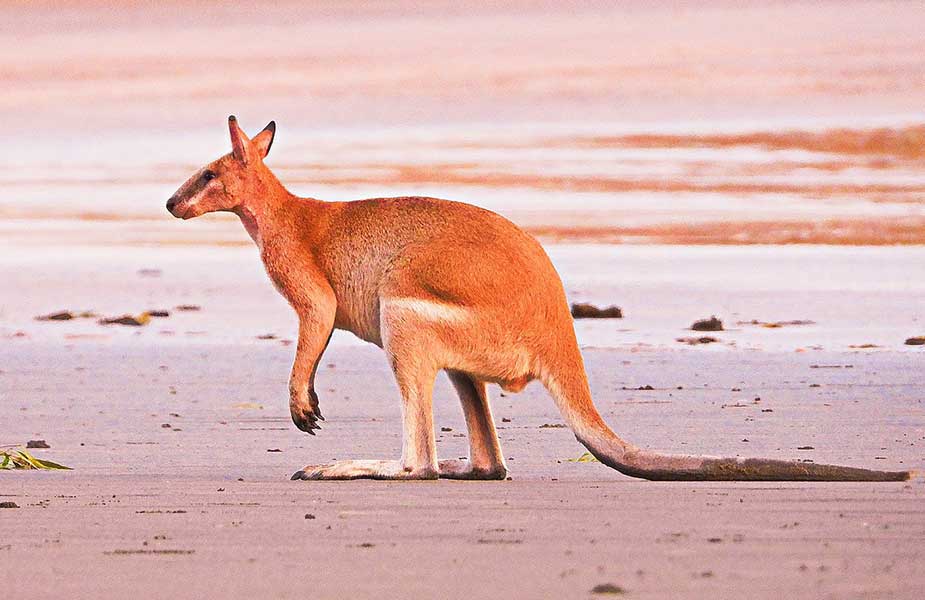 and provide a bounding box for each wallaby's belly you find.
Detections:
[324,248,391,347]
[331,282,383,346]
